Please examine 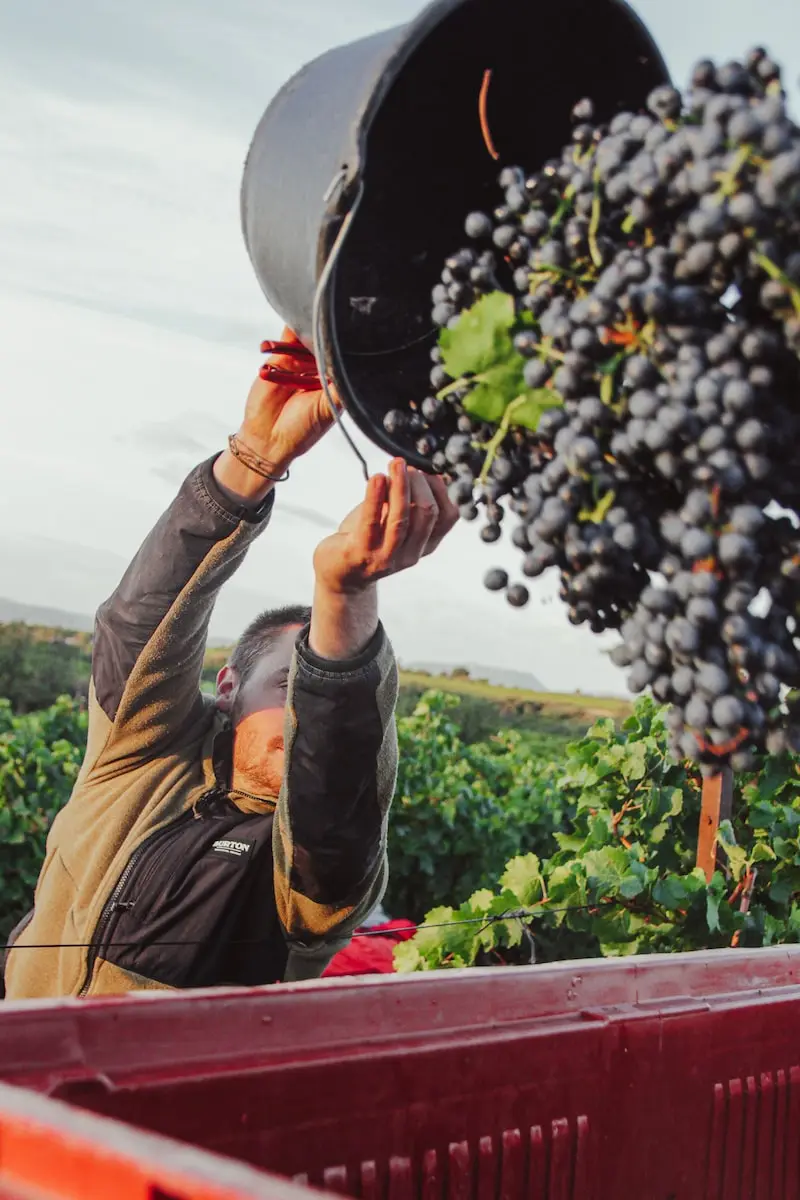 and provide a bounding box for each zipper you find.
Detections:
[78,797,218,997]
